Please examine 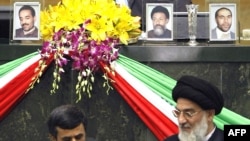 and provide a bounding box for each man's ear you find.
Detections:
[207,109,215,121]
[166,19,169,23]
[48,134,56,141]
